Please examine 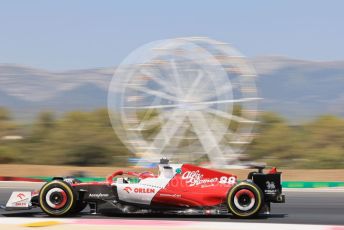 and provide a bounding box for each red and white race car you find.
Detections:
[4,159,285,218]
